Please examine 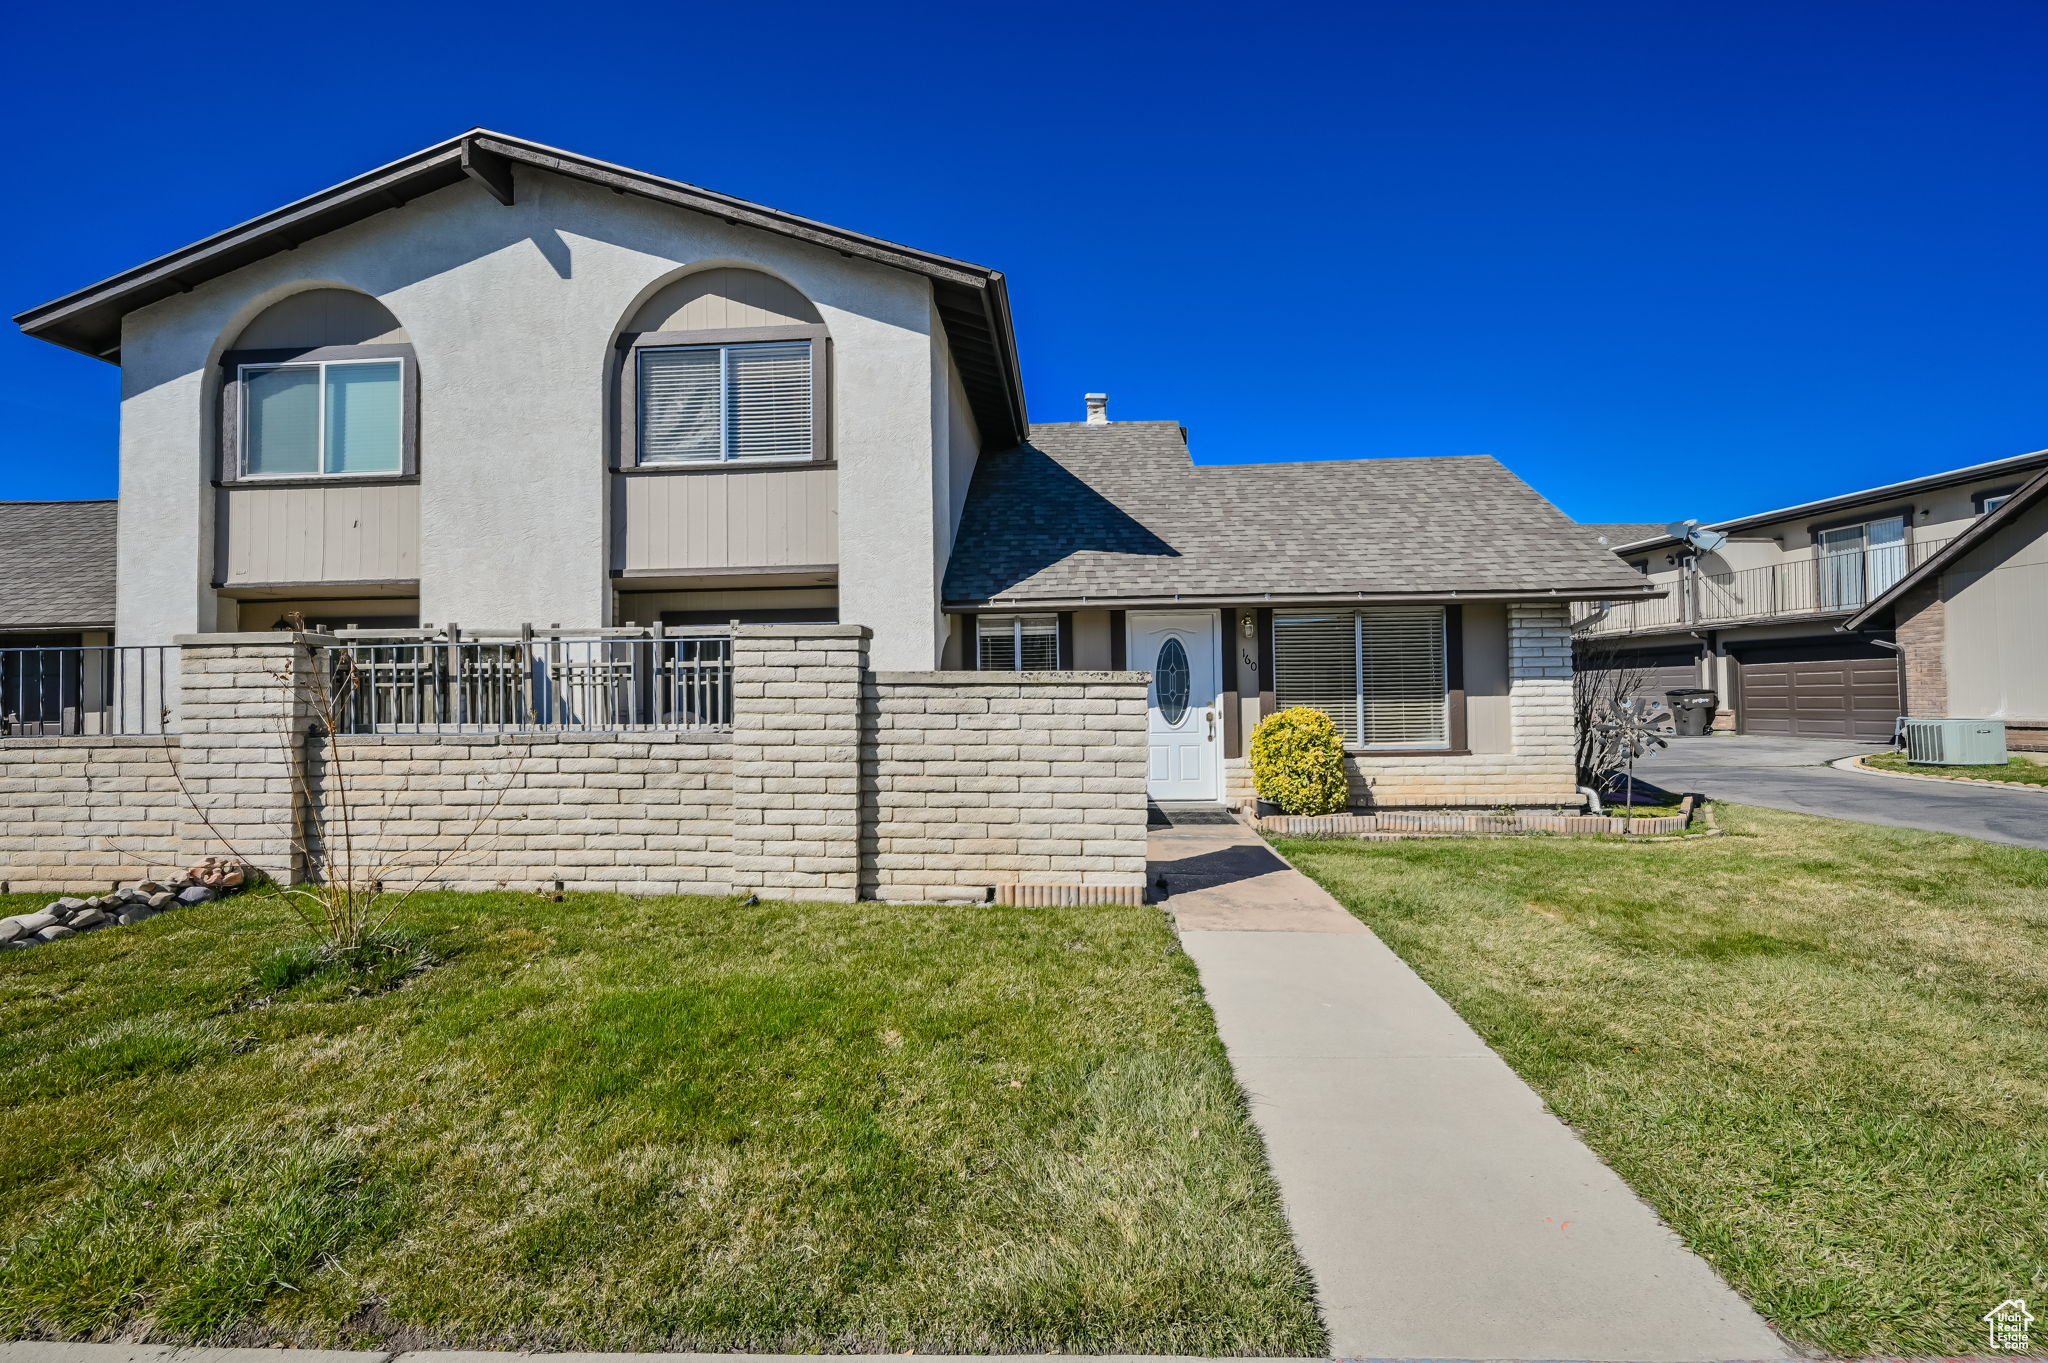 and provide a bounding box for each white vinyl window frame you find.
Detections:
[635,339,814,465]
[235,356,408,481]
[976,614,1060,671]
[1271,605,1452,750]
[1981,493,2011,514]
[1816,513,1908,609]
